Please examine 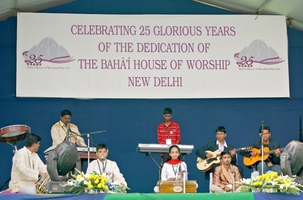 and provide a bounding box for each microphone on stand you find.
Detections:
[100,155,105,161]
[225,159,230,164]
[259,121,264,137]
